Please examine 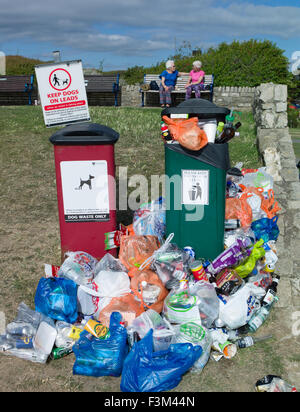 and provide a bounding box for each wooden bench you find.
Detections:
[0,75,37,105]
[84,74,120,106]
[140,73,214,106]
